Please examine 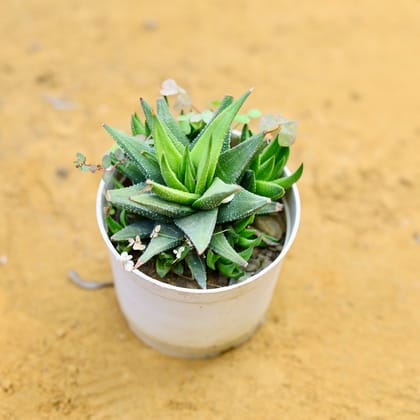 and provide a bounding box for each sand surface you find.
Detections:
[1,0,420,418]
